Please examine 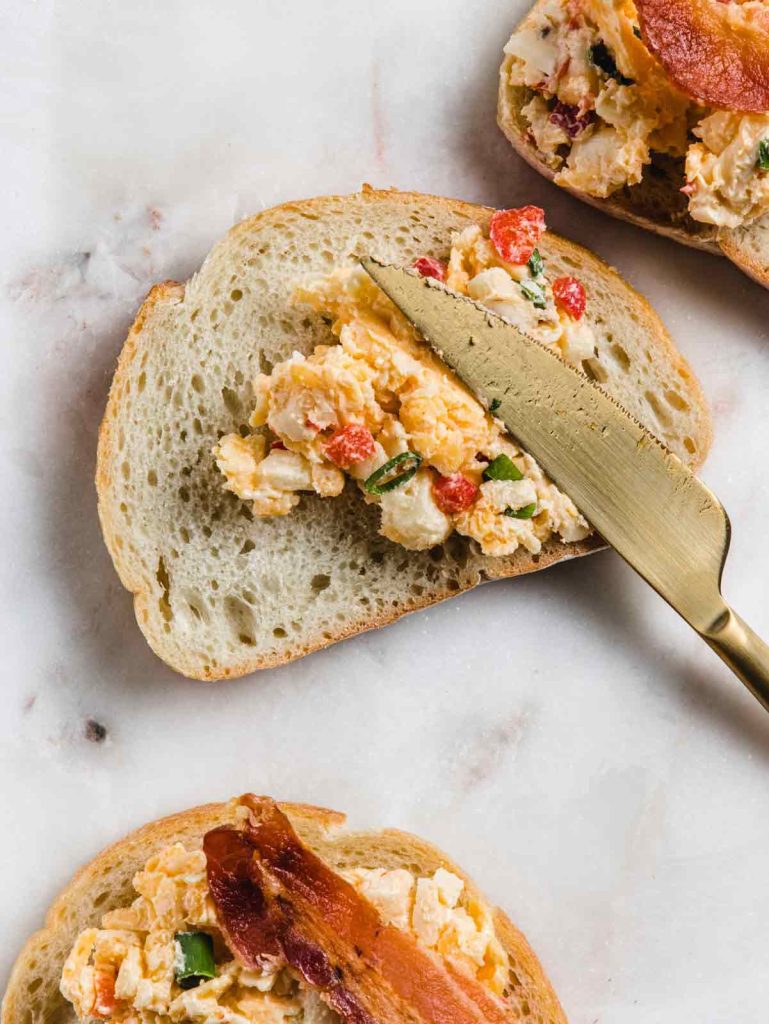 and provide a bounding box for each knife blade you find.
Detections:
[362,258,769,713]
